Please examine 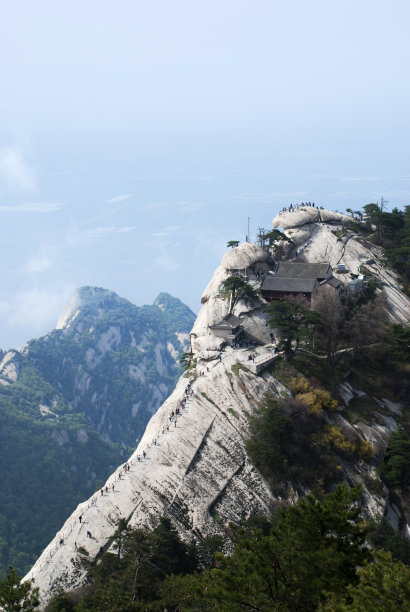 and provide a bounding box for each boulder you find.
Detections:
[273,208,352,230]
[221,242,269,270]
[192,335,225,352]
